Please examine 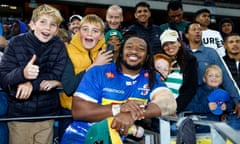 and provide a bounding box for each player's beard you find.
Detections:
[121,59,143,71]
